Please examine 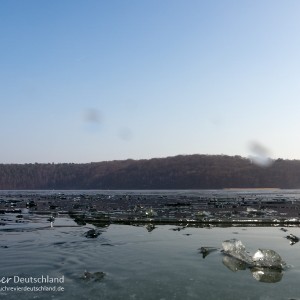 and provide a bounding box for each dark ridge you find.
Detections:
[0,154,299,189]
